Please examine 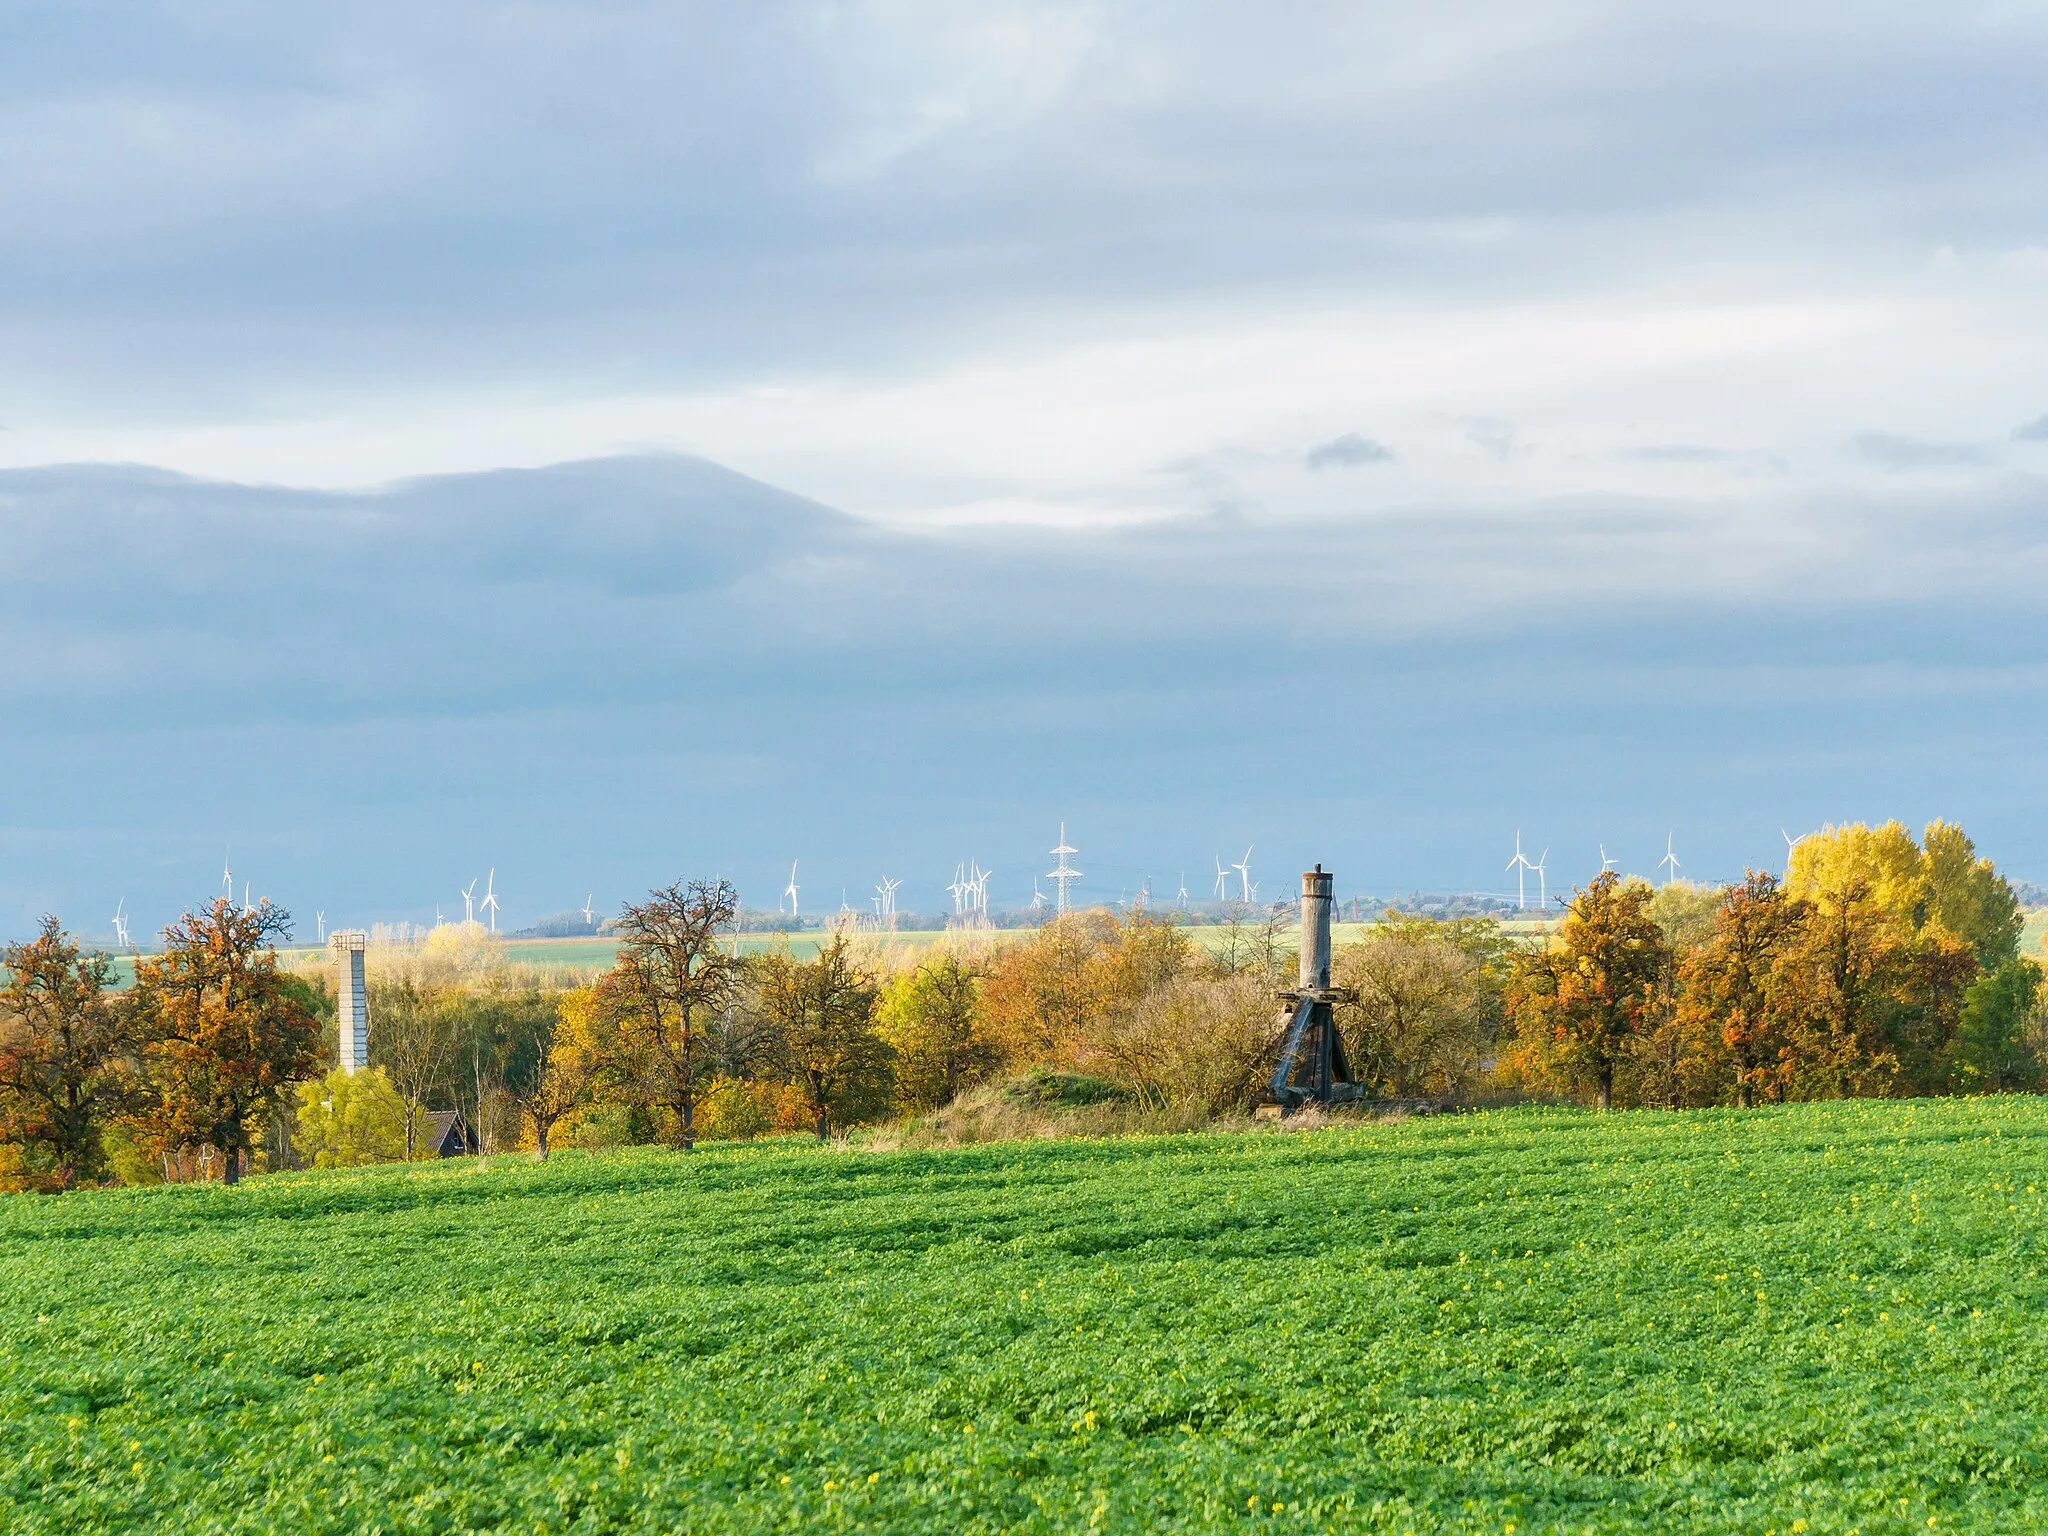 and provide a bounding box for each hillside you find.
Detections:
[3,1100,2046,1533]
